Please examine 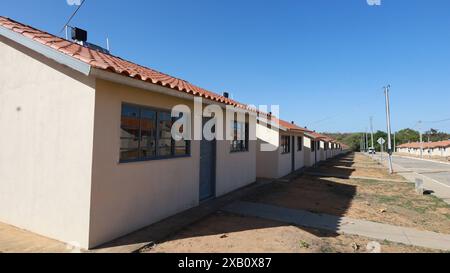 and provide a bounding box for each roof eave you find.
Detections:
[91,68,256,115]
[0,25,91,76]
